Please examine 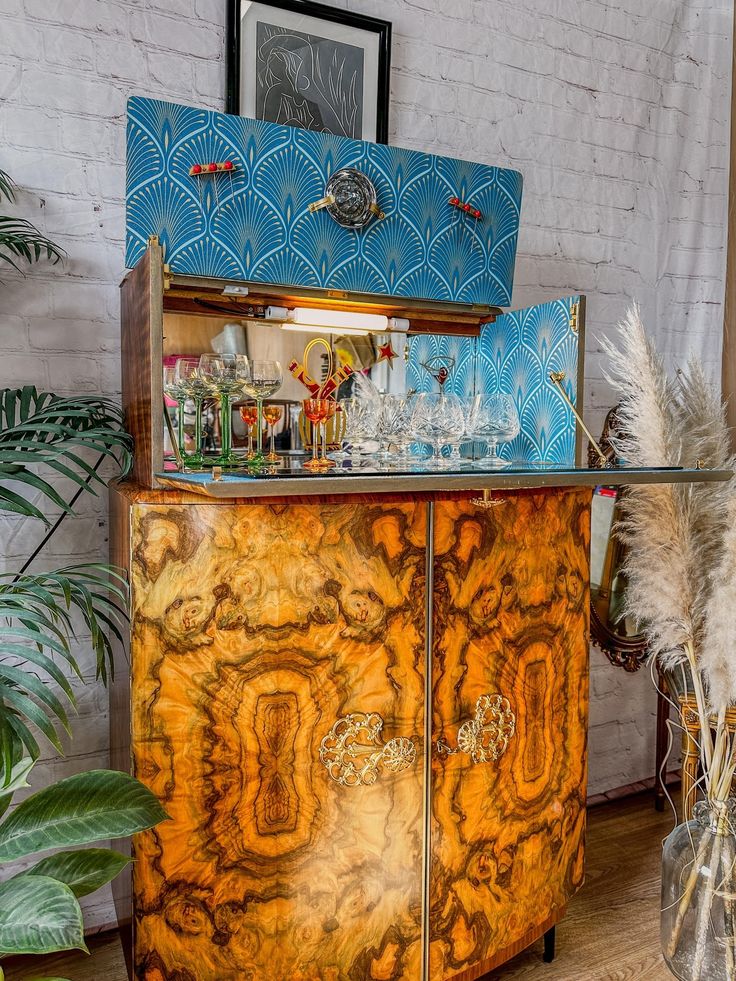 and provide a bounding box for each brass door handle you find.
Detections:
[319,712,417,786]
[435,694,515,764]
[470,490,506,508]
